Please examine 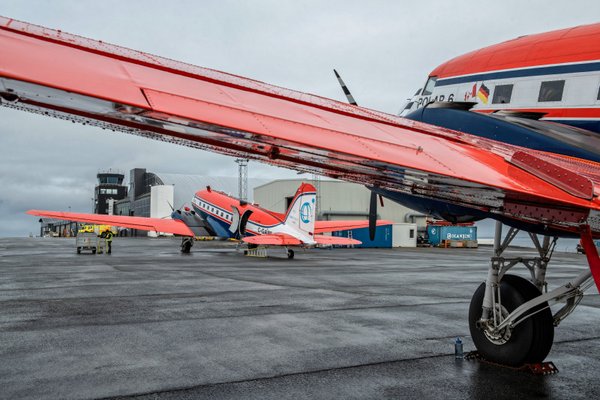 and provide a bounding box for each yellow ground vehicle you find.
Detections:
[76,225,116,254]
[78,224,115,235]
